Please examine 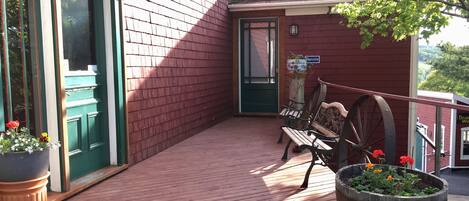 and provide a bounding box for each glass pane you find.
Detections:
[250,22,269,28]
[269,29,276,79]
[243,29,249,77]
[464,130,469,155]
[61,0,96,71]
[2,0,36,131]
[250,29,269,78]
